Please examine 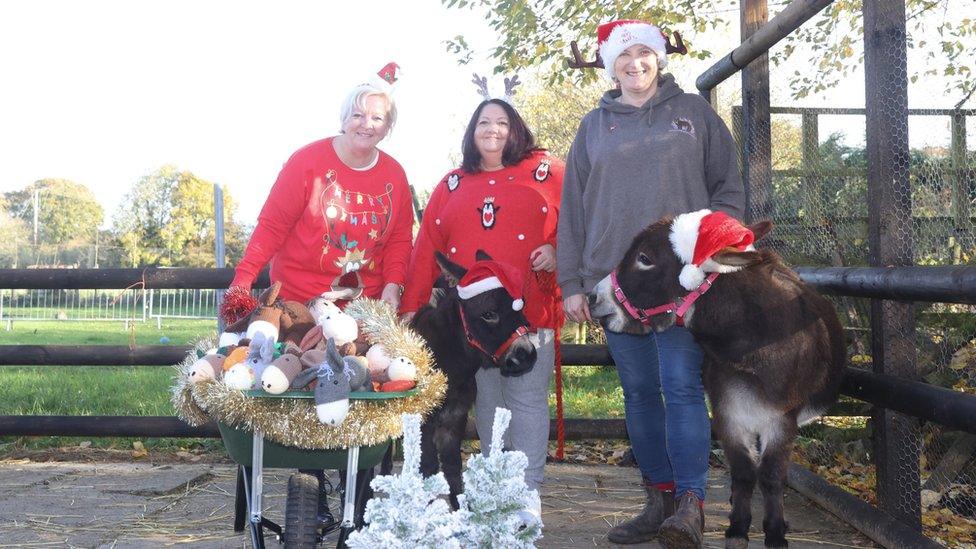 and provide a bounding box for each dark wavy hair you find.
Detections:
[461,99,537,173]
